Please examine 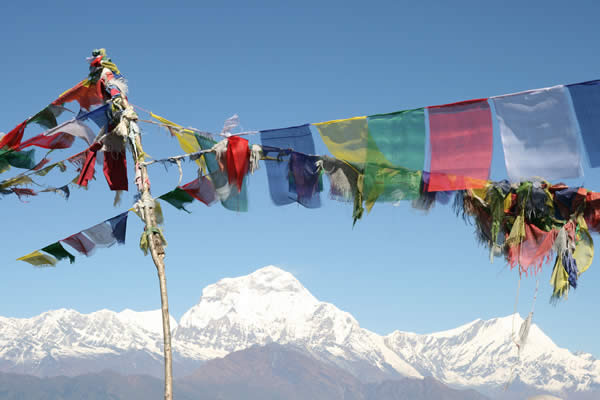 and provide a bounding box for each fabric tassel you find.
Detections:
[249,144,262,174]
[225,136,250,192]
